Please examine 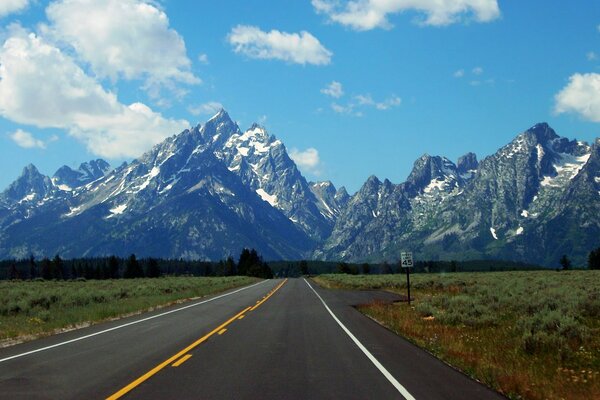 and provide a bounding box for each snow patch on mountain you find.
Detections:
[541,153,591,187]
[256,188,278,207]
